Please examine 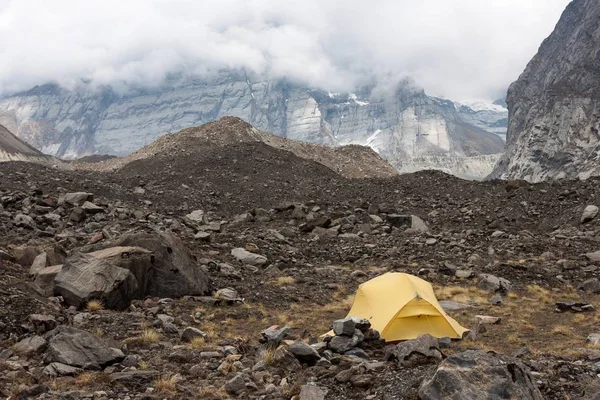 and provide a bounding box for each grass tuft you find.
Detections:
[154,374,181,393]
[123,328,161,346]
[85,300,104,313]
